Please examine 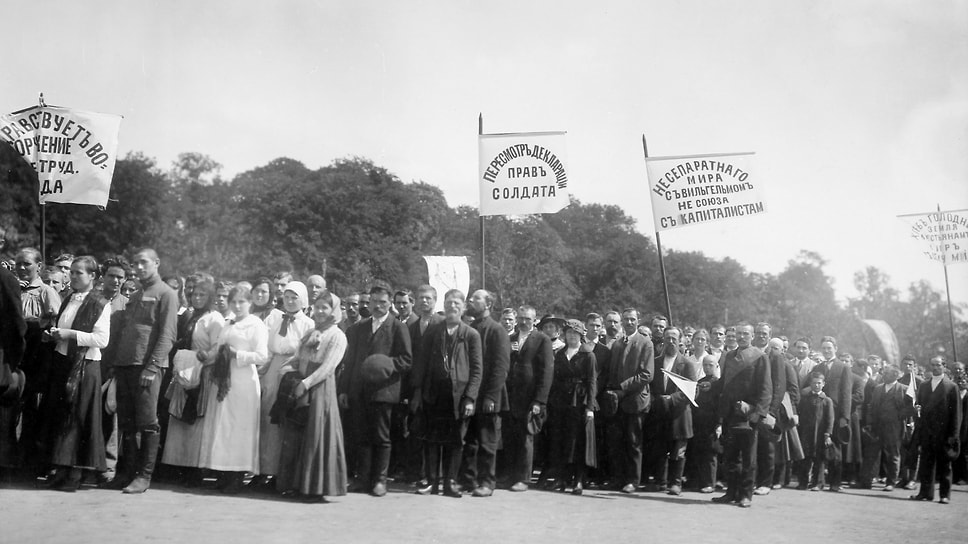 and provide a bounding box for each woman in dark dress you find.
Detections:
[547,319,597,494]
[45,256,110,491]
